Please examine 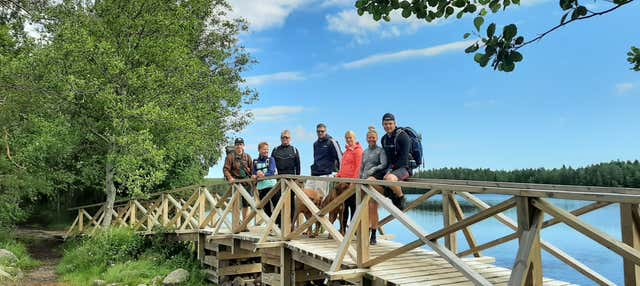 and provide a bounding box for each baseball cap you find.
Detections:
[382,113,395,122]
